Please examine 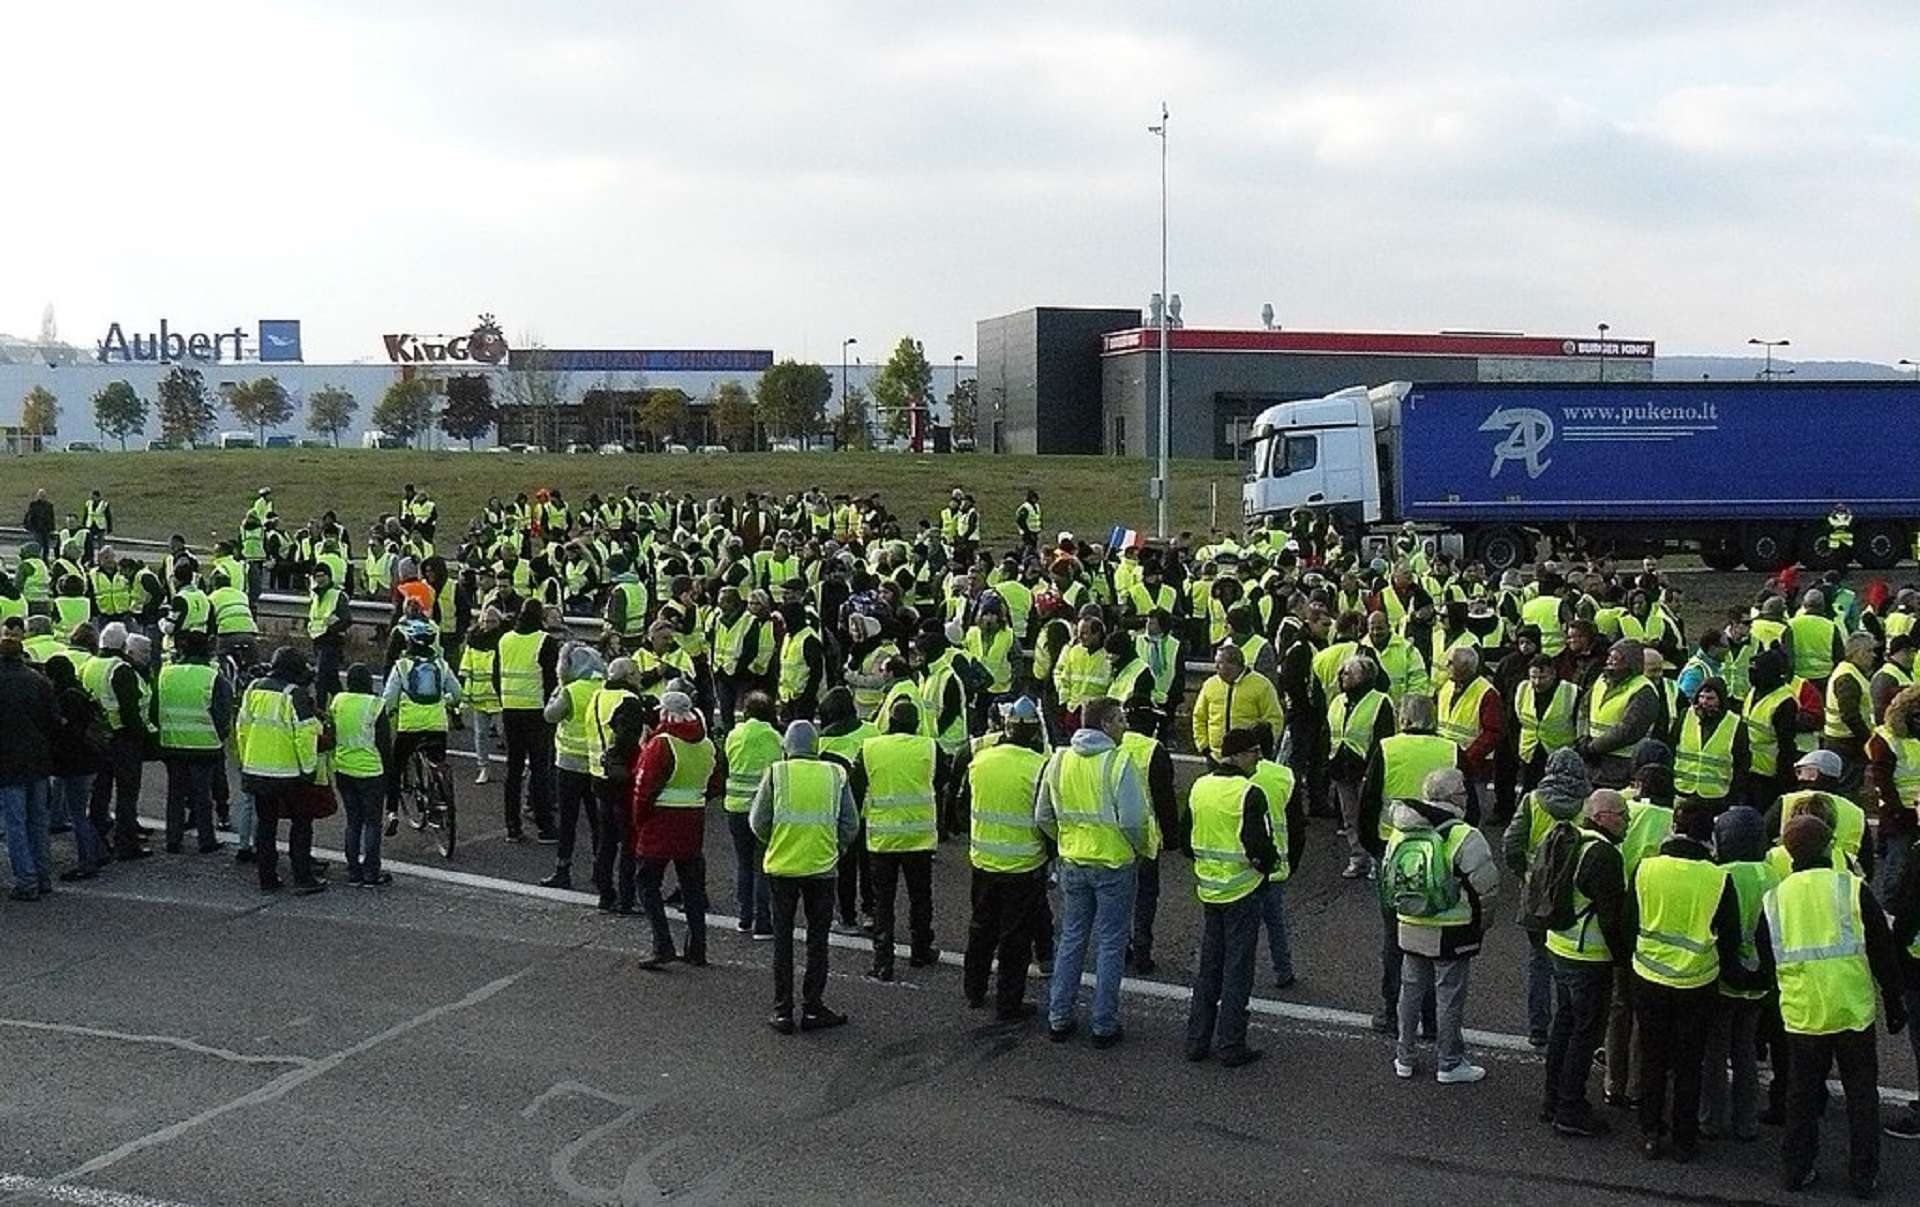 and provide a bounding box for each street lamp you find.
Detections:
[1748,336,1790,381]
[1899,358,1920,381]
[1597,322,1610,383]
[840,337,857,448]
[1147,101,1170,541]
